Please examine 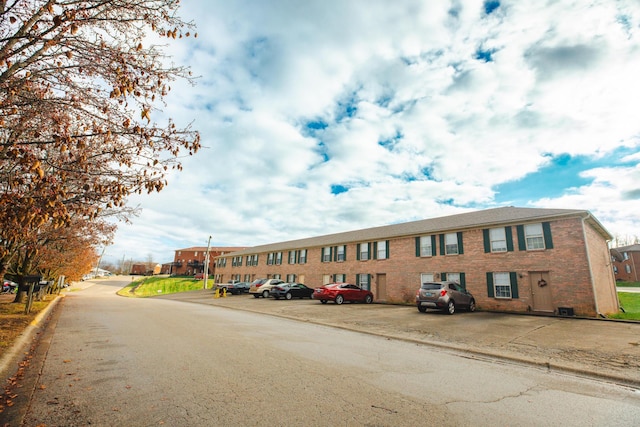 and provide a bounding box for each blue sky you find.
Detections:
[104,0,640,266]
